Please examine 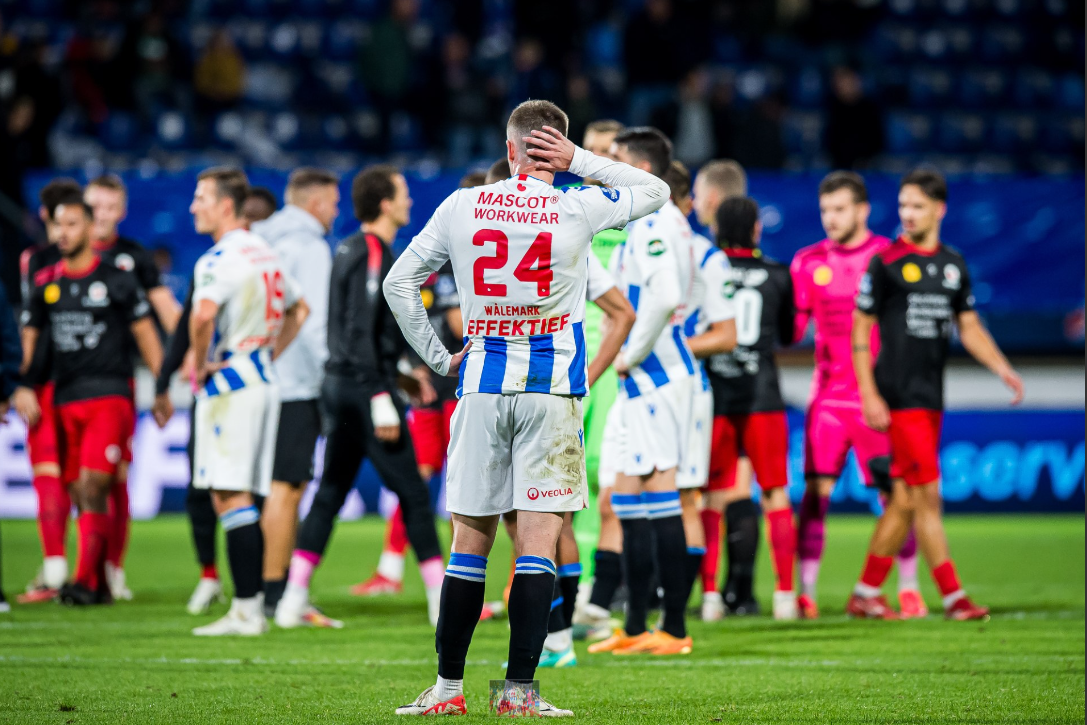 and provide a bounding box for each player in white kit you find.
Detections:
[587,128,698,657]
[186,168,309,637]
[384,101,668,716]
